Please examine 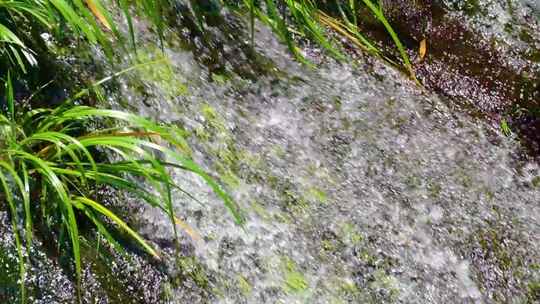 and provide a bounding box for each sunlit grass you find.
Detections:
[2,1,414,78]
[238,0,415,78]
[0,0,169,72]
[360,0,415,78]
